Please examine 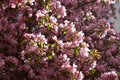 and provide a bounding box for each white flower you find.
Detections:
[72,63,77,73]
[78,31,84,37]
[64,42,72,48]
[71,23,76,32]
[80,47,90,57]
[52,36,57,40]
[29,0,35,5]
[52,36,64,48]
[61,54,71,68]
[108,0,116,4]
[50,16,57,23]
[64,20,70,26]
[36,10,45,18]
[78,72,84,80]
[11,4,16,8]
[100,71,118,80]
[89,61,97,70]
